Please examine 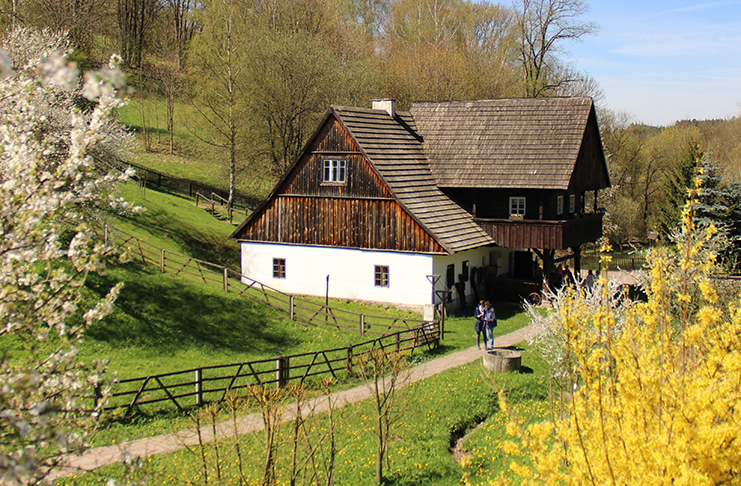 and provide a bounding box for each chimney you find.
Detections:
[372,99,395,117]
